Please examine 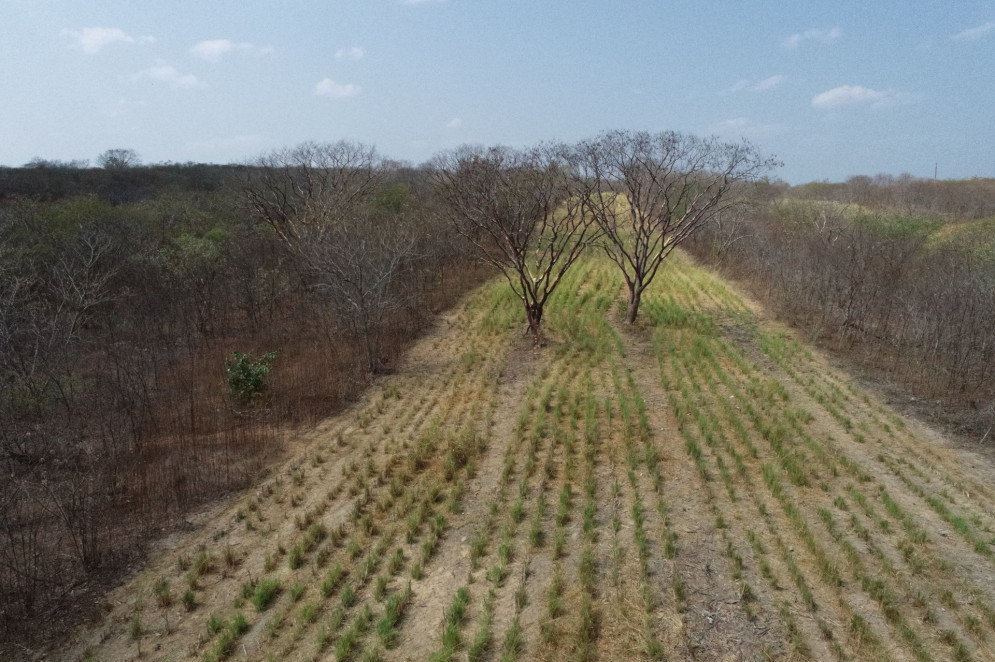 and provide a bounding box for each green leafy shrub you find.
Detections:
[224,350,277,405]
